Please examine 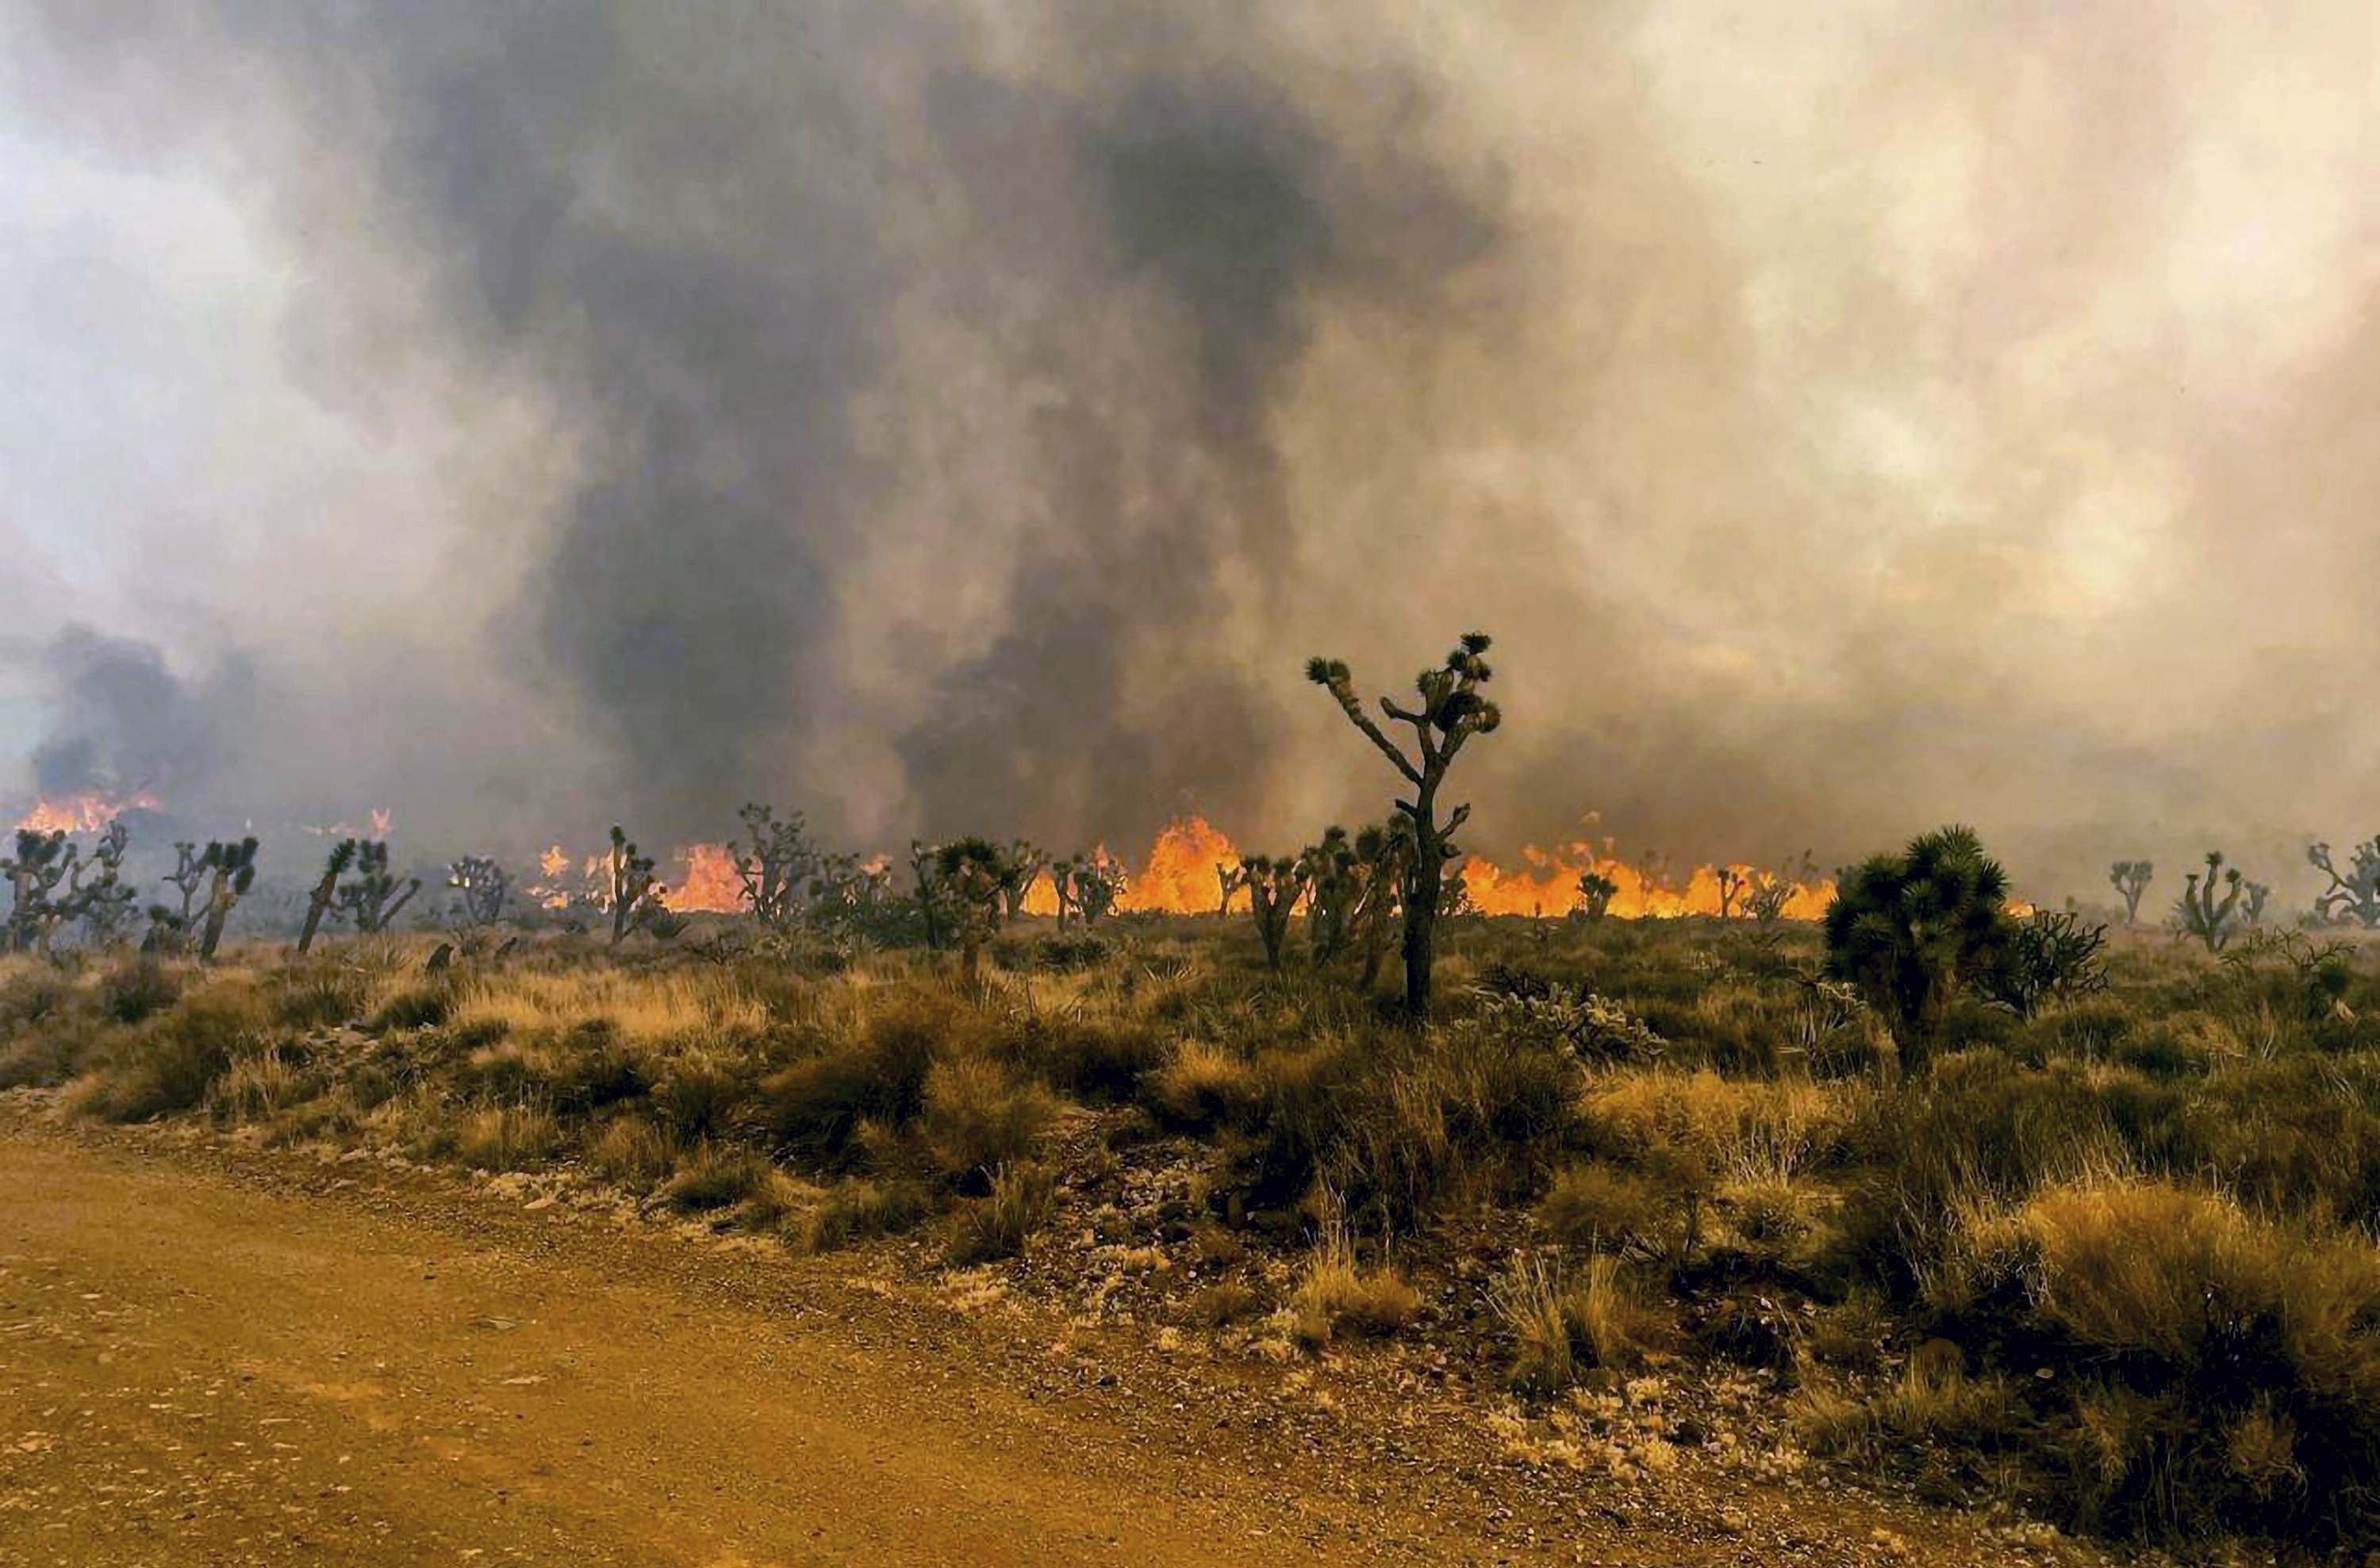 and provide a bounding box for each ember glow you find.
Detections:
[13,793,157,834]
